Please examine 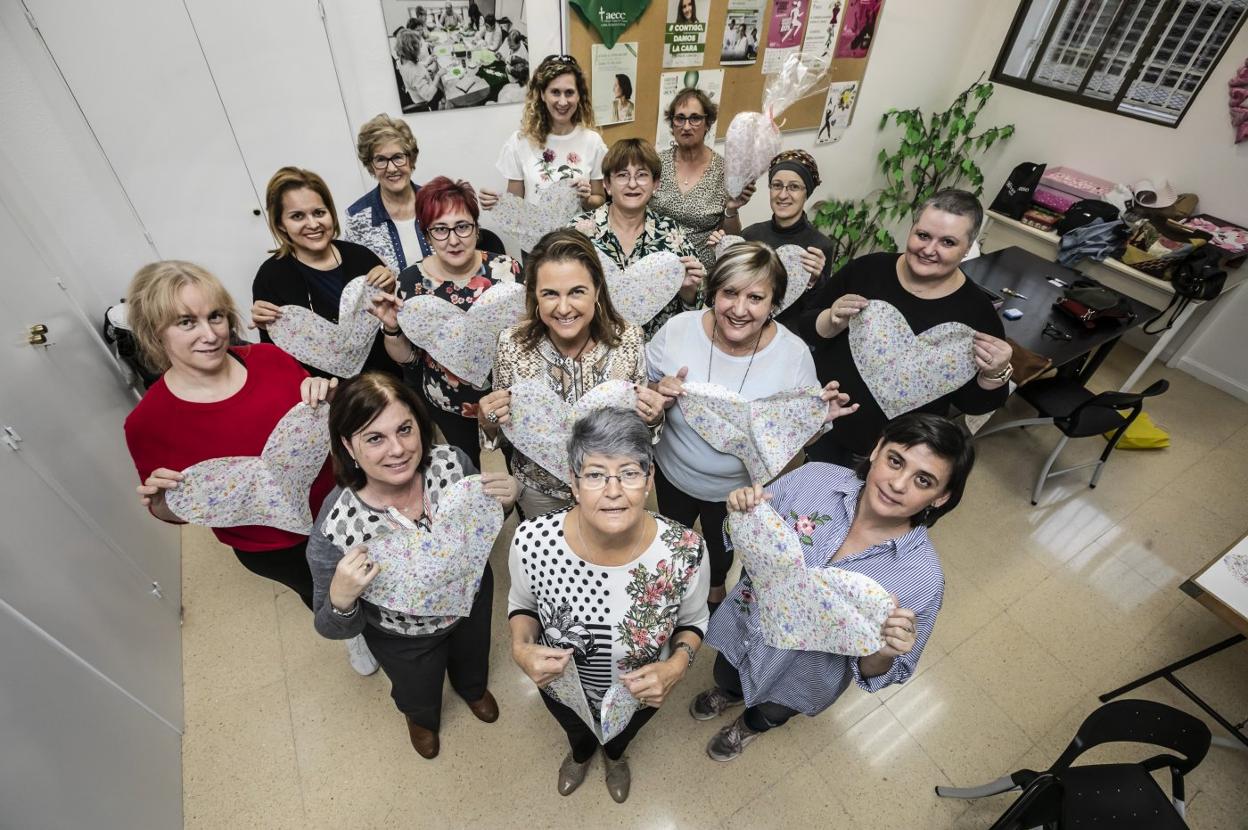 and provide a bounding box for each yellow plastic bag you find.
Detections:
[1106,411,1169,449]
